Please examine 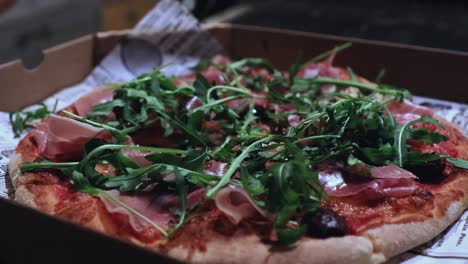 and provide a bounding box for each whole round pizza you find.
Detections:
[8,44,468,264]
